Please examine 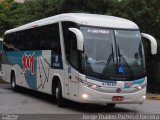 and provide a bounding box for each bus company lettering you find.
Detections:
[22,53,35,75]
